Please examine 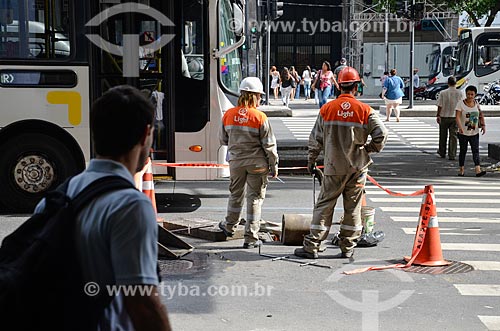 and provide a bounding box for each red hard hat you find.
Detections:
[337,66,361,84]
